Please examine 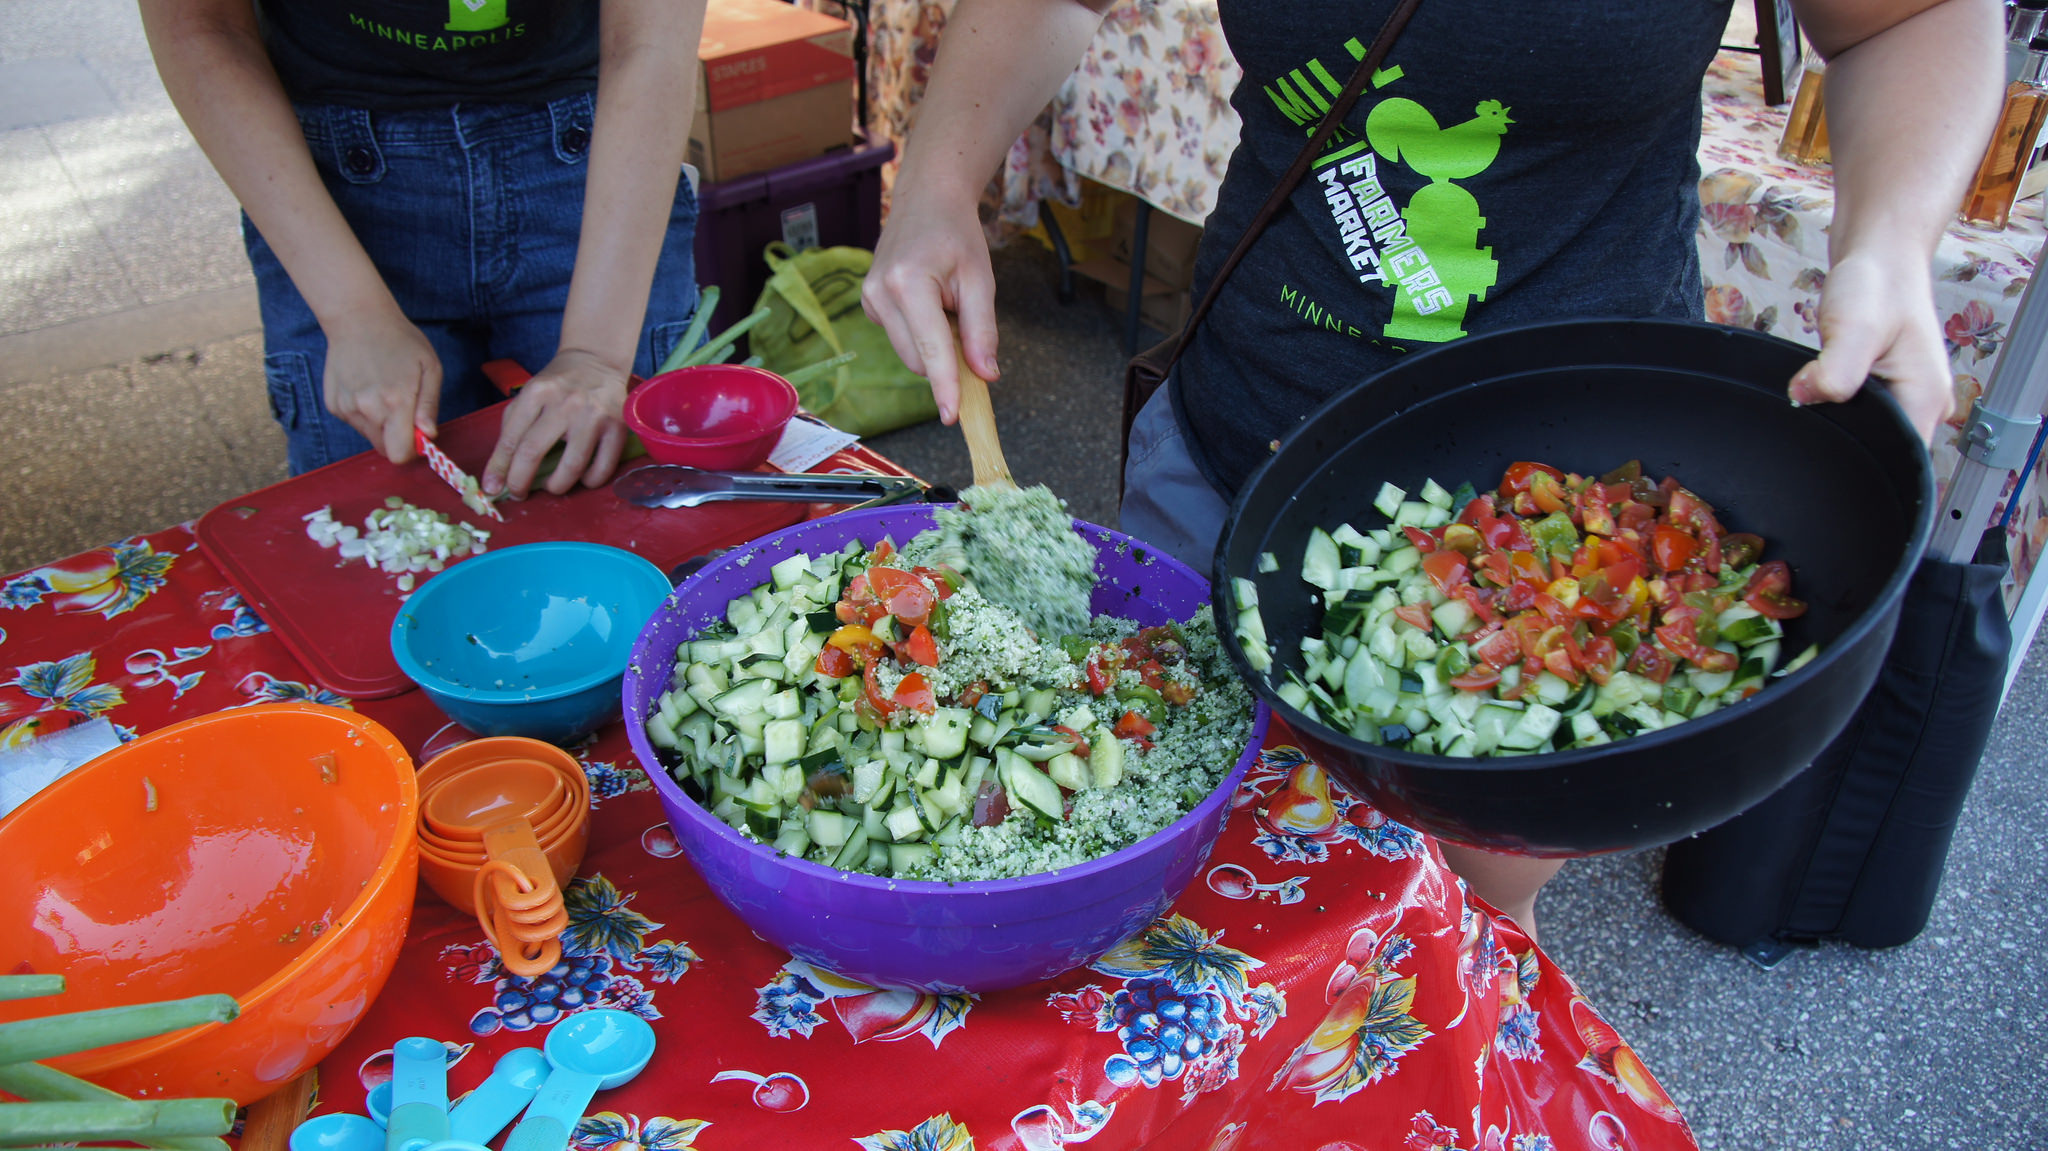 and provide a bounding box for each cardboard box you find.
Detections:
[691,0,856,183]
[1074,190,1205,335]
